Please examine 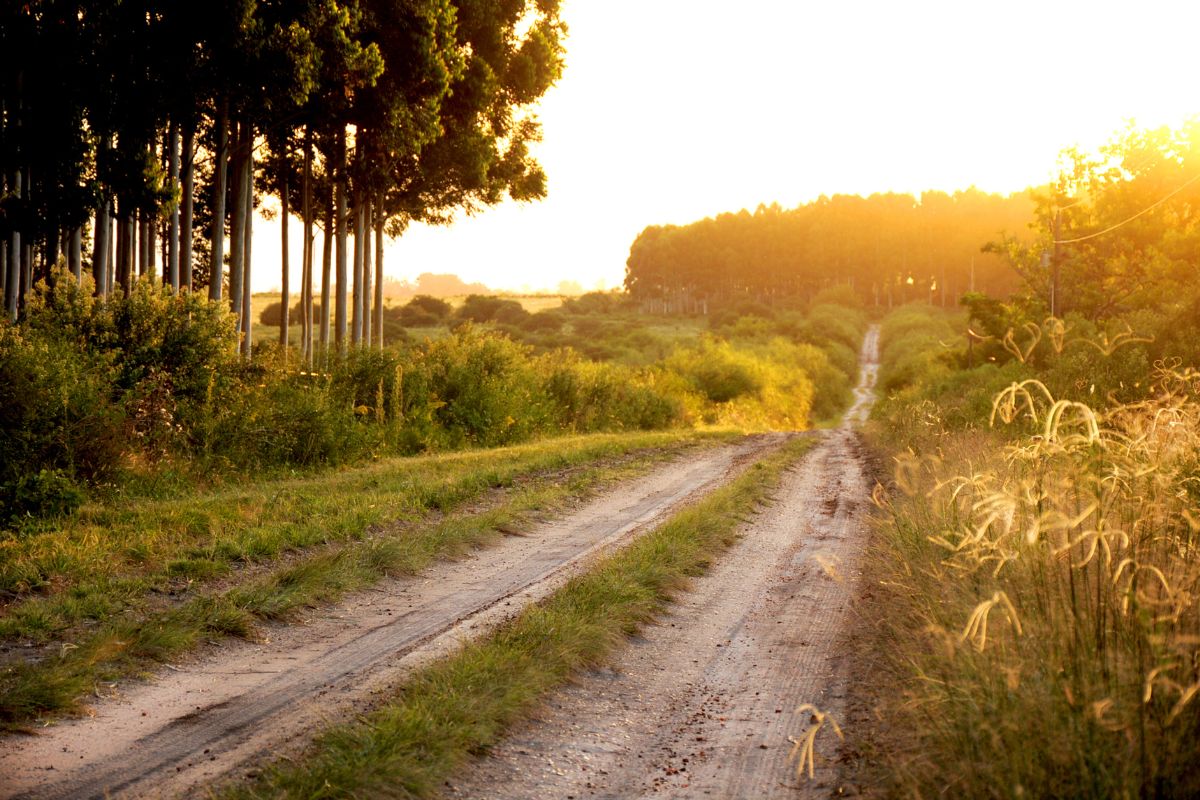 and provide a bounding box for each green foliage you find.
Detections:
[666,338,762,403]
[455,294,527,325]
[3,470,86,525]
[388,295,453,327]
